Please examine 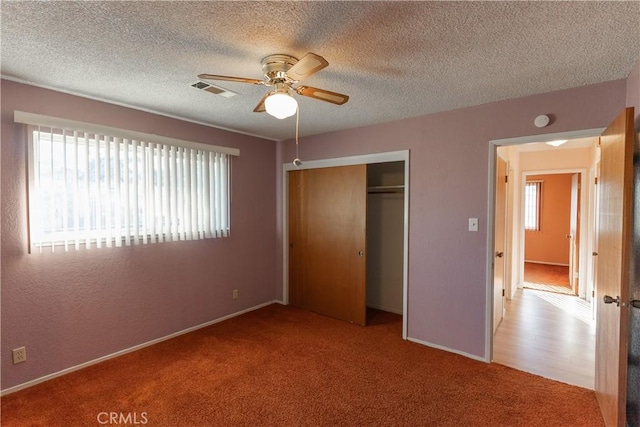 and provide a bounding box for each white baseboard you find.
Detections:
[1,300,277,396]
[407,336,488,363]
[524,260,569,267]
